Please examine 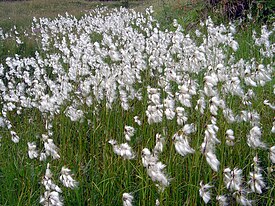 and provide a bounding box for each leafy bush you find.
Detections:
[207,0,275,23]
[251,0,275,23]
